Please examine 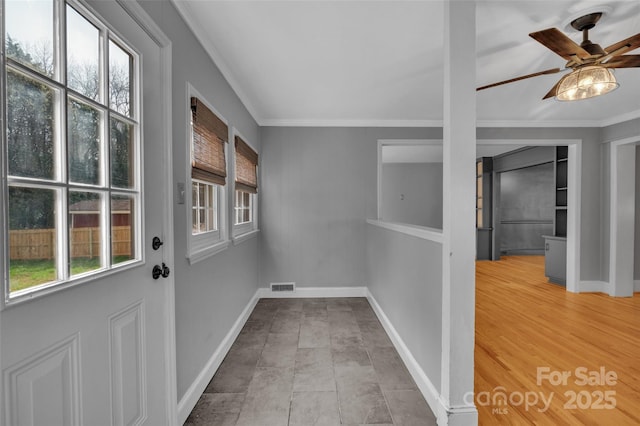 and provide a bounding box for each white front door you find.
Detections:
[0,1,175,425]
